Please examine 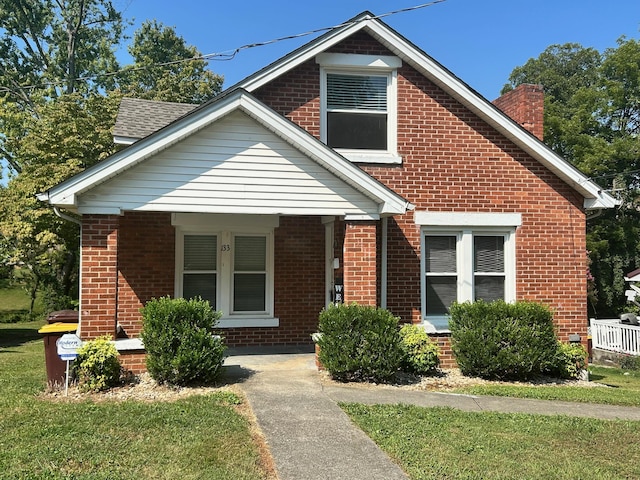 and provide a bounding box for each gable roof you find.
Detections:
[113,97,197,145]
[228,11,617,210]
[40,89,411,219]
[47,11,617,214]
